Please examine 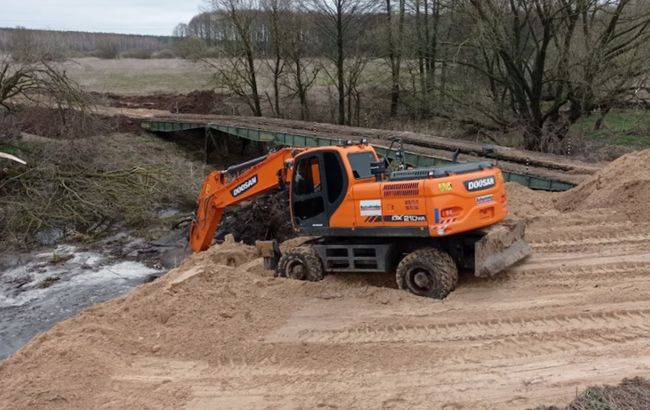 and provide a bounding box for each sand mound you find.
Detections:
[555,149,650,221]
[0,235,406,409]
[0,243,279,408]
[505,182,559,221]
[203,234,259,267]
